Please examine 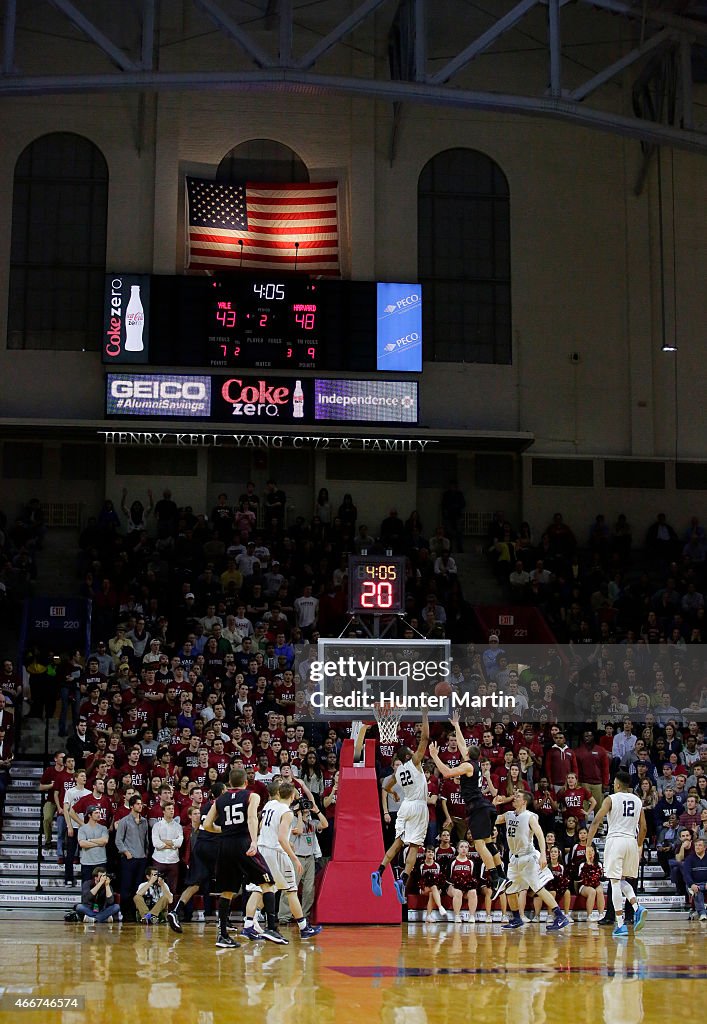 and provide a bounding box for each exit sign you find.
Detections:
[498,614,514,626]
